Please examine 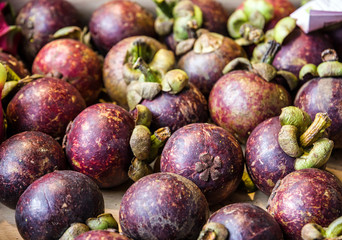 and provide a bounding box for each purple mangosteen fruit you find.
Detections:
[267,168,342,240]
[6,77,86,140]
[160,123,244,205]
[75,230,131,240]
[119,172,210,240]
[103,36,166,108]
[64,103,135,188]
[0,131,66,209]
[15,170,105,240]
[198,203,283,240]
[15,0,81,64]
[295,49,342,148]
[32,38,103,105]
[89,0,155,54]
[177,30,247,96]
[209,47,292,143]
